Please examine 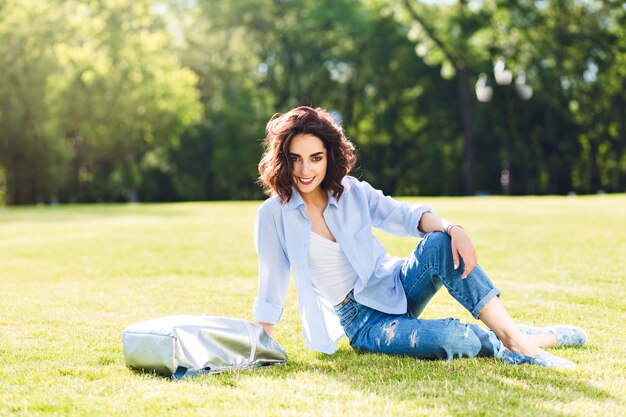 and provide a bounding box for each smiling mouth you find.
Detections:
[298,177,315,185]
